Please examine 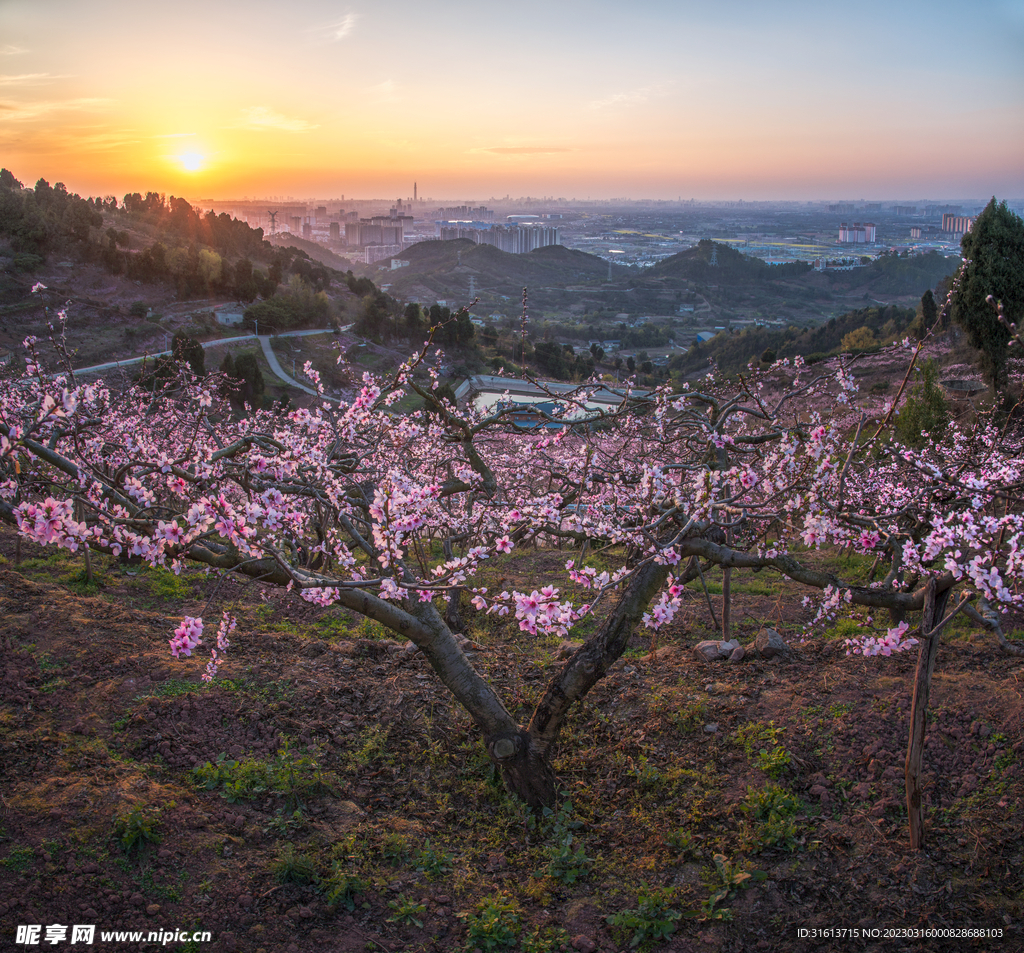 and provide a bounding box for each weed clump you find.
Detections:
[113,806,163,856]
[607,884,681,947]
